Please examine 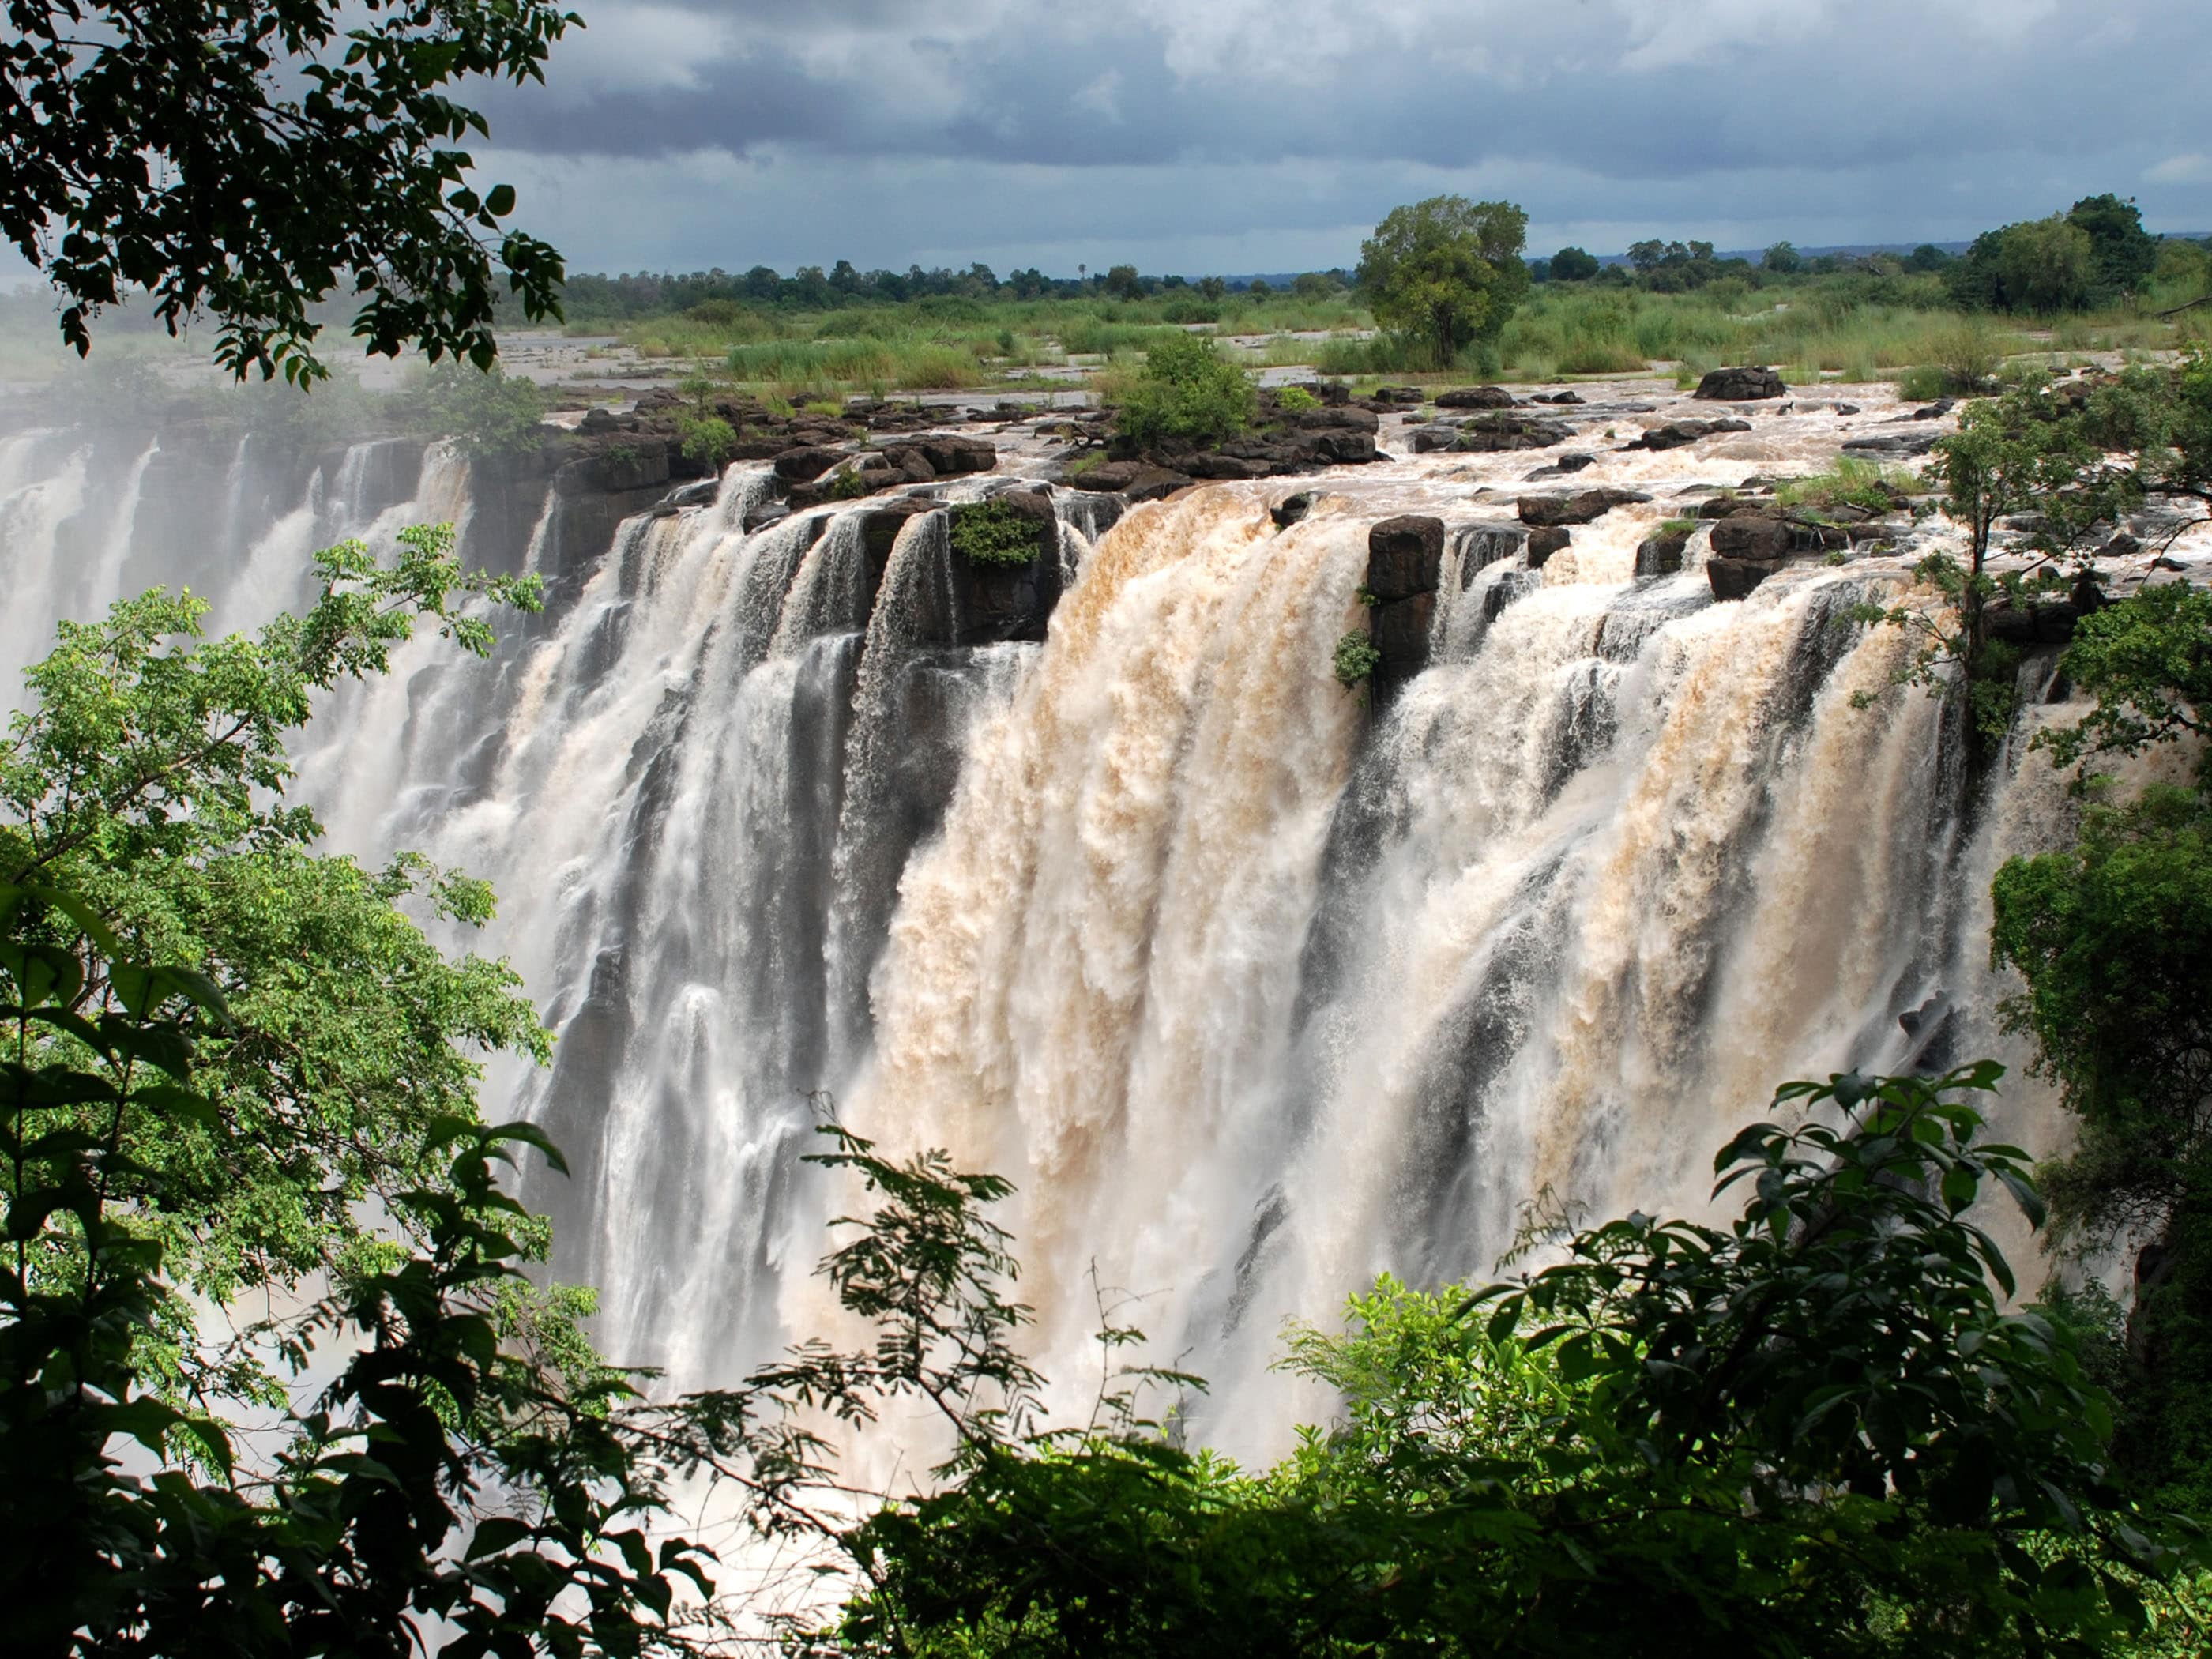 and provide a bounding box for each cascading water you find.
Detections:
[5,375,2168,1460]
